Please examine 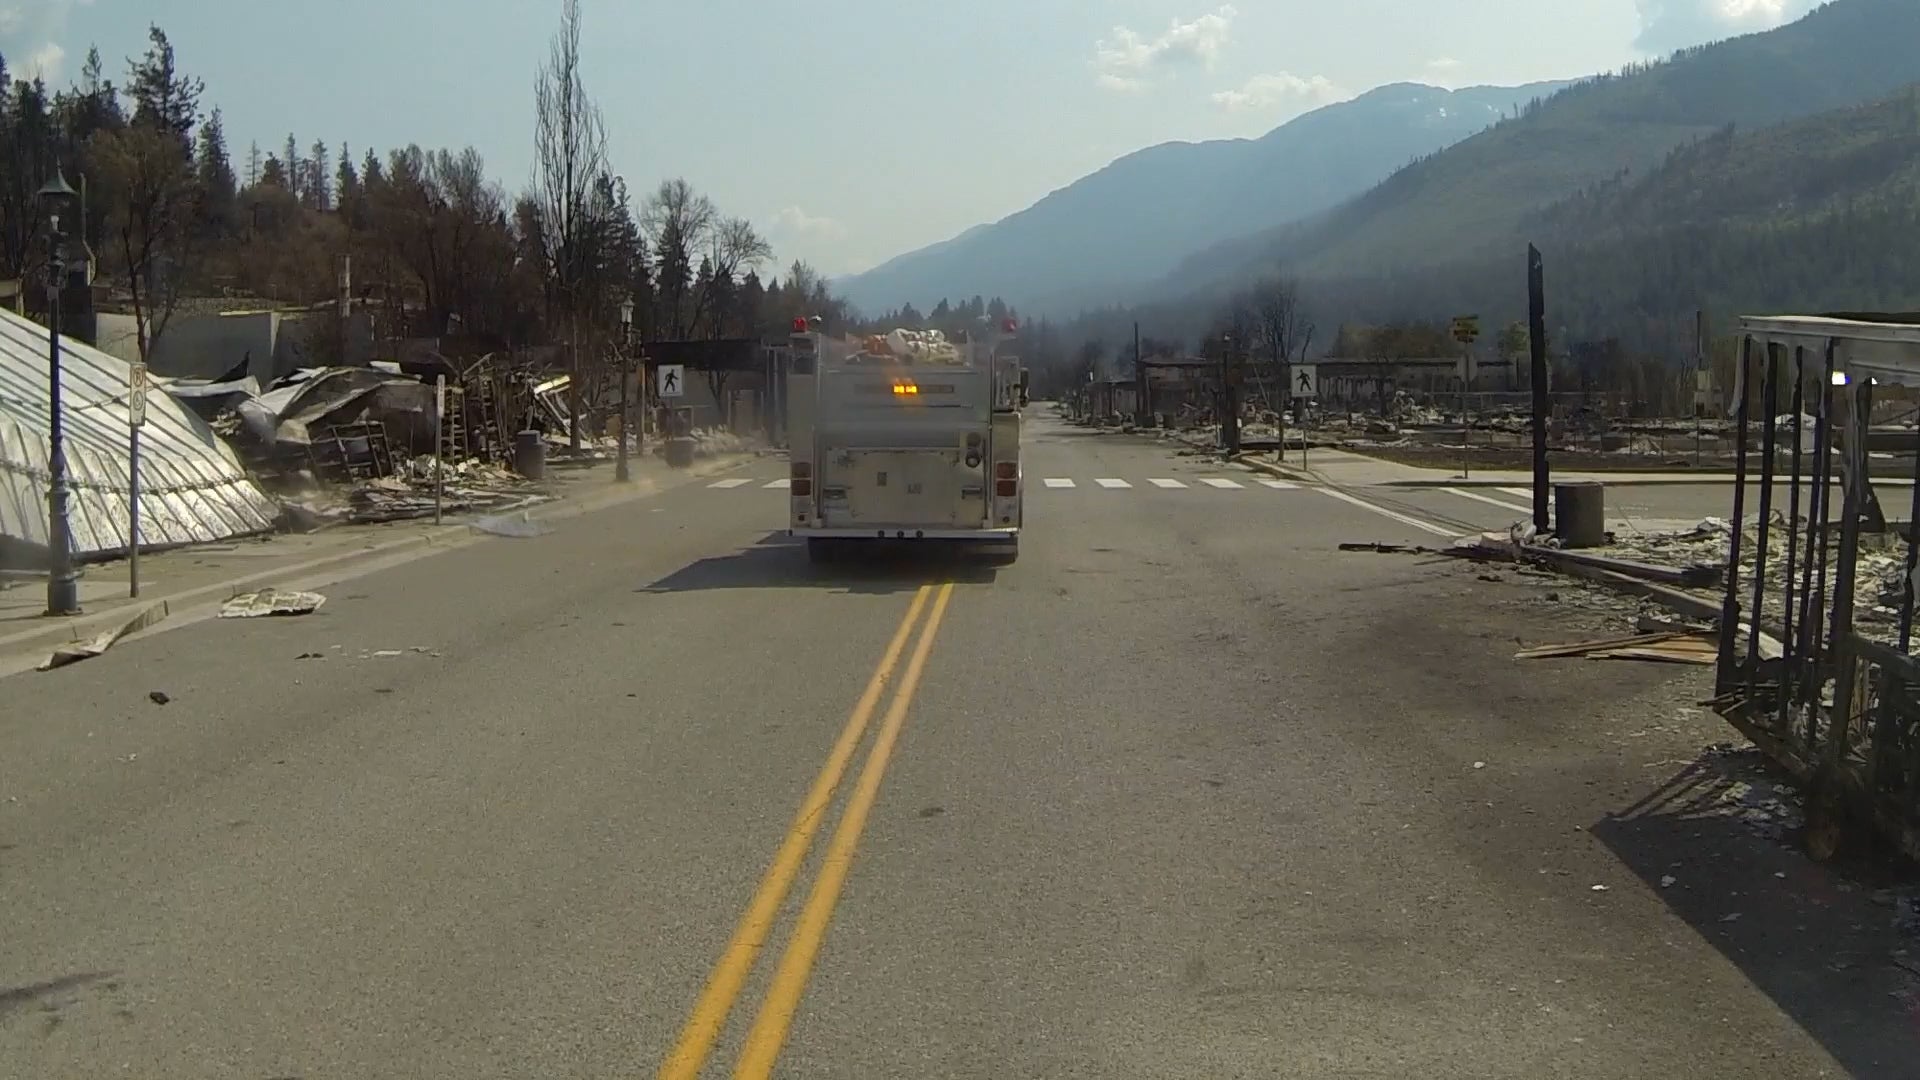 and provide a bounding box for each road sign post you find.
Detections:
[433,375,446,525]
[1292,365,1317,473]
[1451,317,1481,480]
[128,362,147,598]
